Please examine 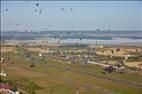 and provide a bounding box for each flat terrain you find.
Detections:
[1,45,142,94]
